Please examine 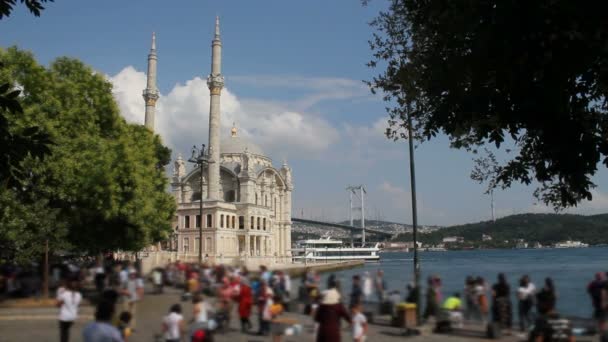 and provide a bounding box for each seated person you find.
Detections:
[529,301,574,342]
[441,292,464,329]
